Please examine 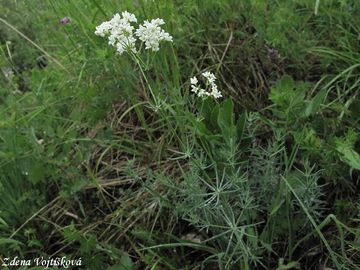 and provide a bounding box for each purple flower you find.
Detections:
[268,48,280,61]
[60,17,70,25]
